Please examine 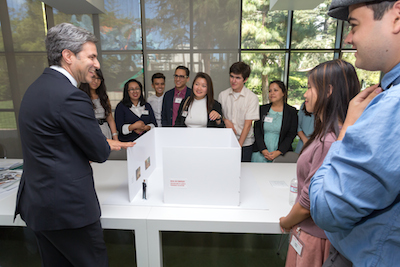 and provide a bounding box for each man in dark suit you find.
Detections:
[15,23,133,267]
[161,66,192,126]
